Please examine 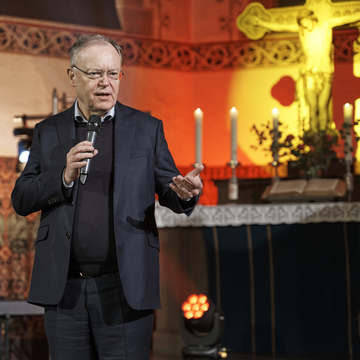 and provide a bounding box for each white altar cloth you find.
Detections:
[155,201,360,228]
